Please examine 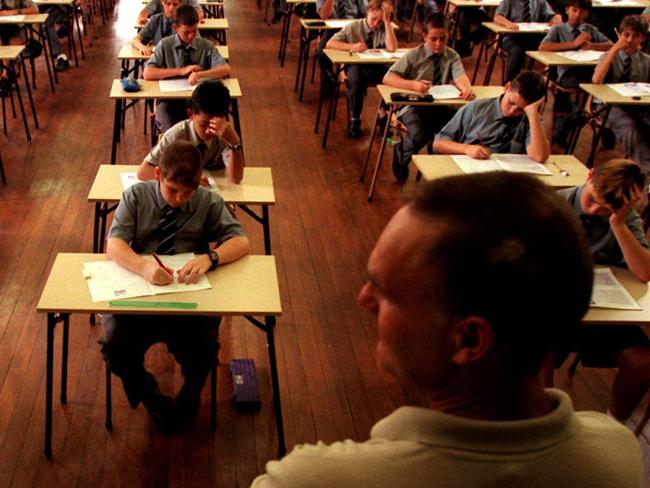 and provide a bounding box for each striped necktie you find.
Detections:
[620,56,632,83]
[431,55,442,86]
[522,0,531,22]
[156,205,178,255]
